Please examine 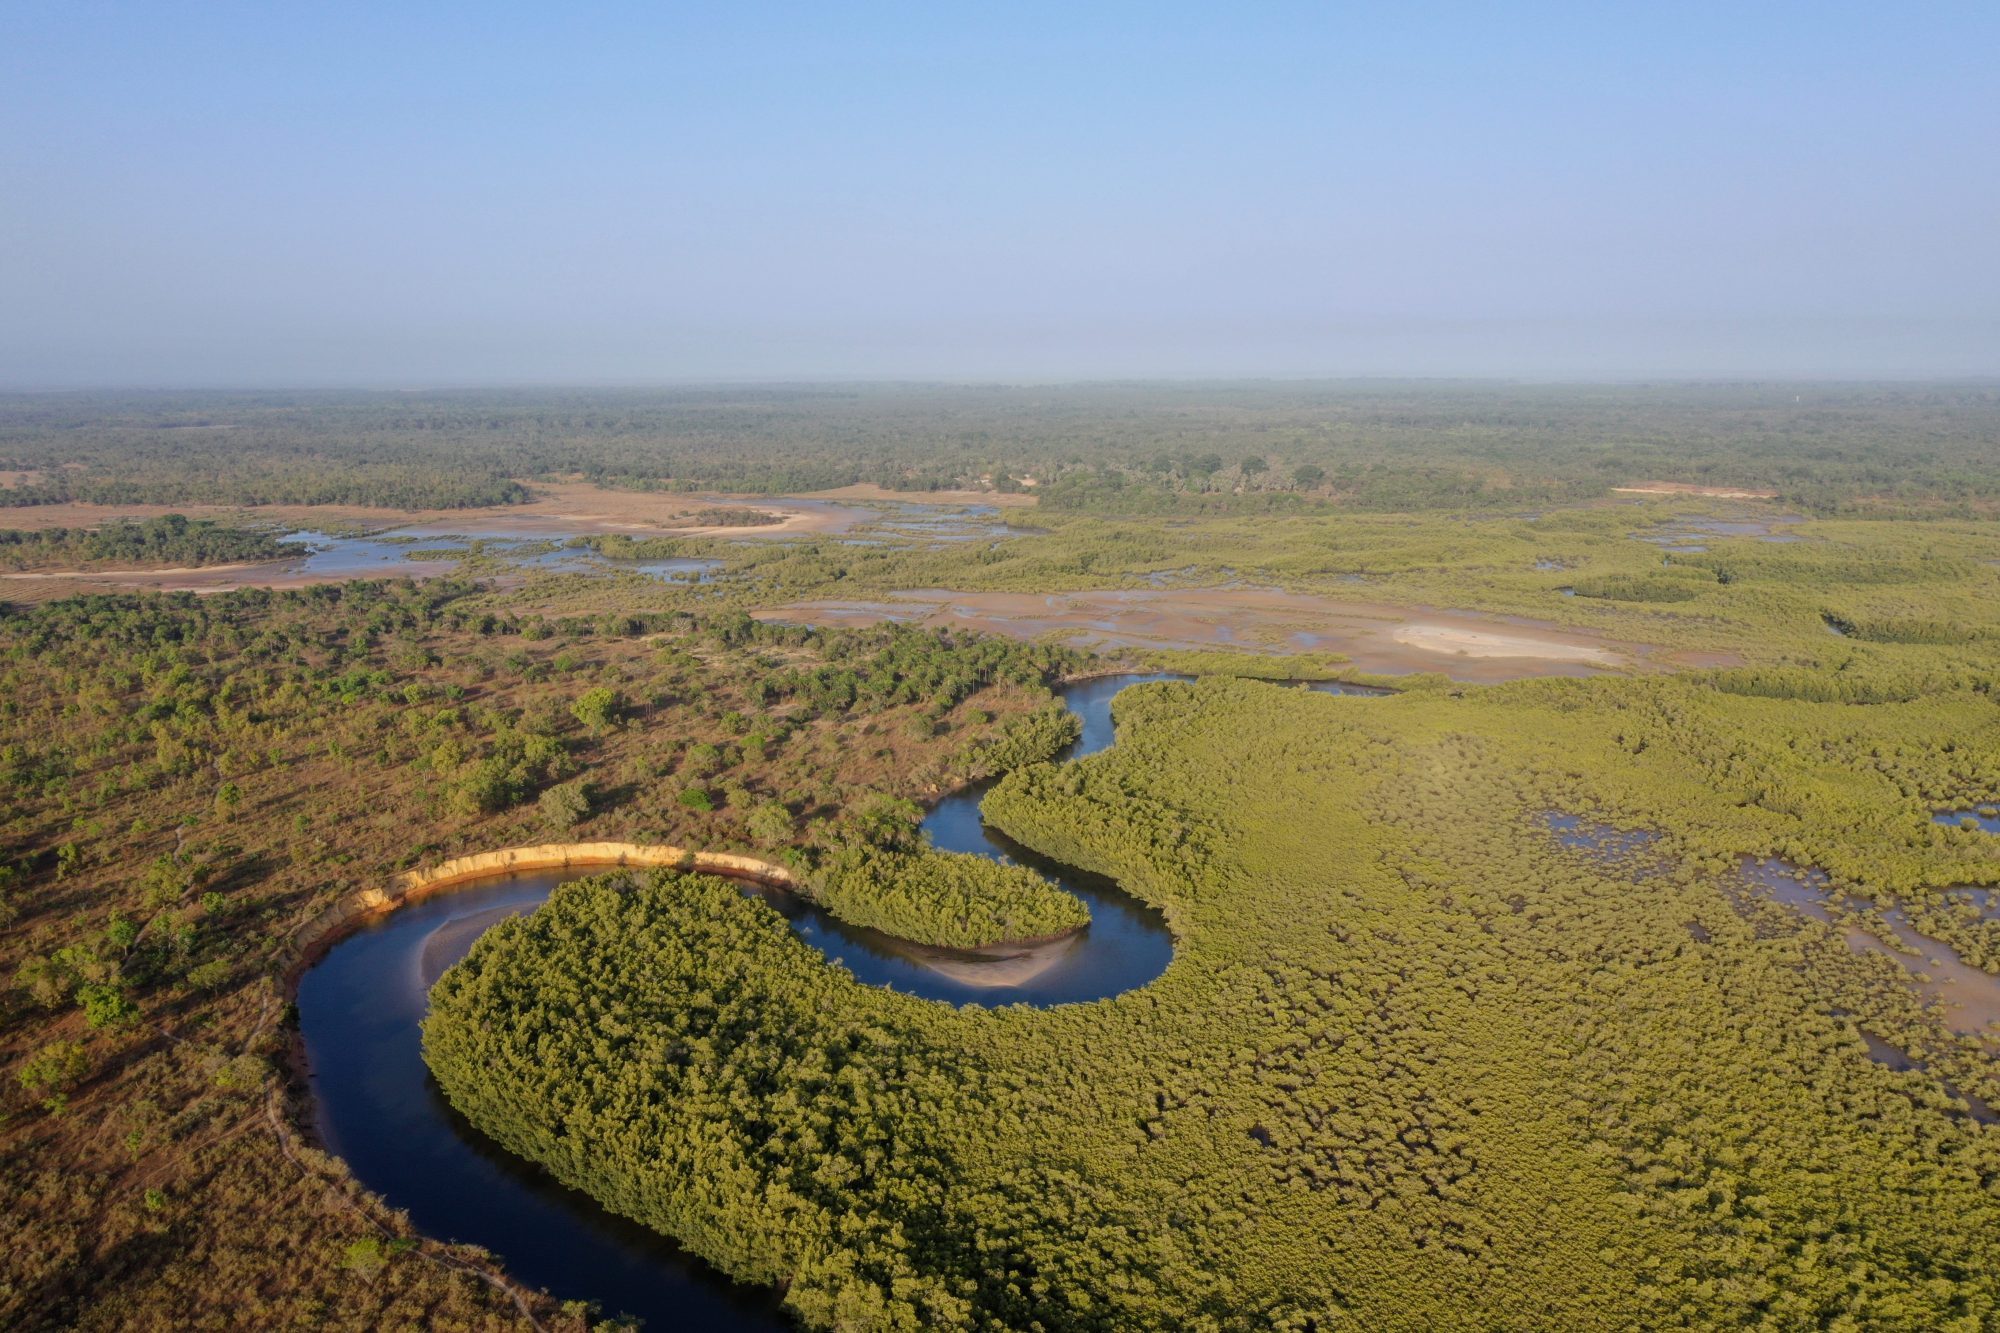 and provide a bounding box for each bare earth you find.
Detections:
[0,482,877,601]
[756,587,1670,681]
[1612,482,1780,500]
[0,563,328,601]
